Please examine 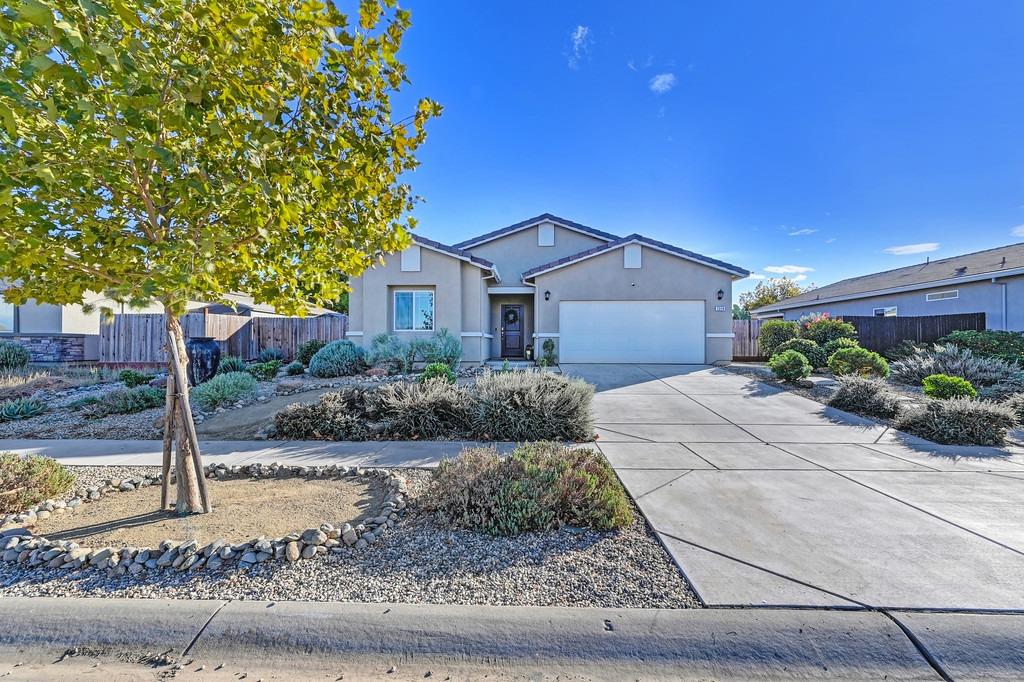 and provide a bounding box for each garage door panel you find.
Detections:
[559,300,704,363]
